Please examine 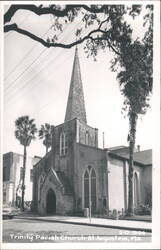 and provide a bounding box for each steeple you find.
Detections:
[64,48,87,123]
